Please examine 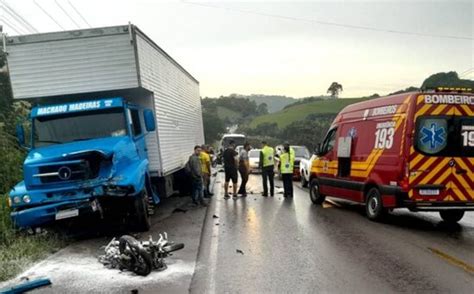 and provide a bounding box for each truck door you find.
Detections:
[127,108,148,160]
